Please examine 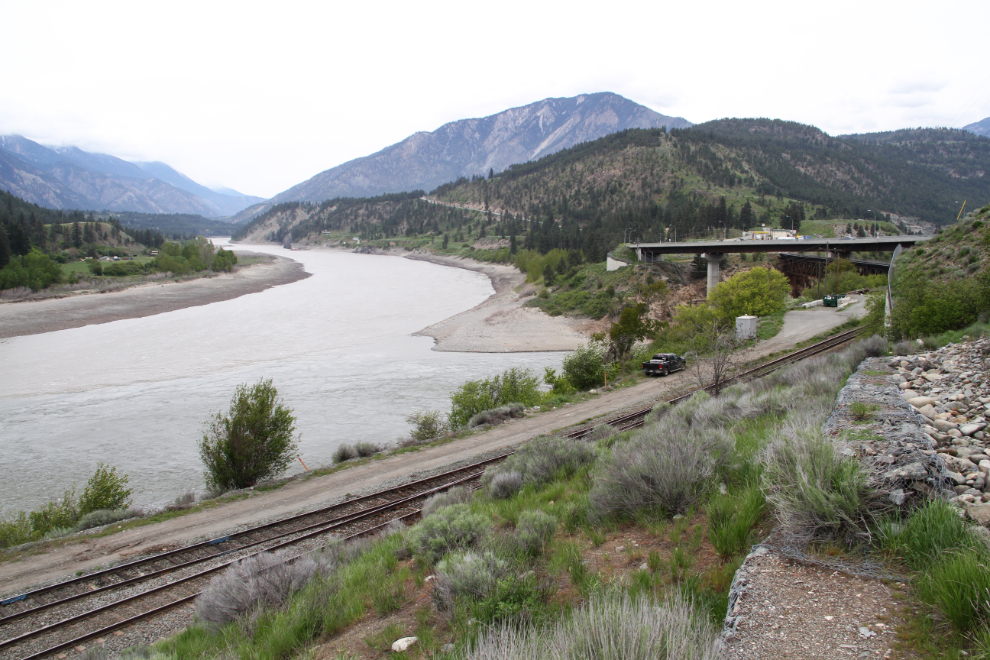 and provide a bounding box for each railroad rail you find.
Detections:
[1,326,864,660]
[566,327,863,439]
